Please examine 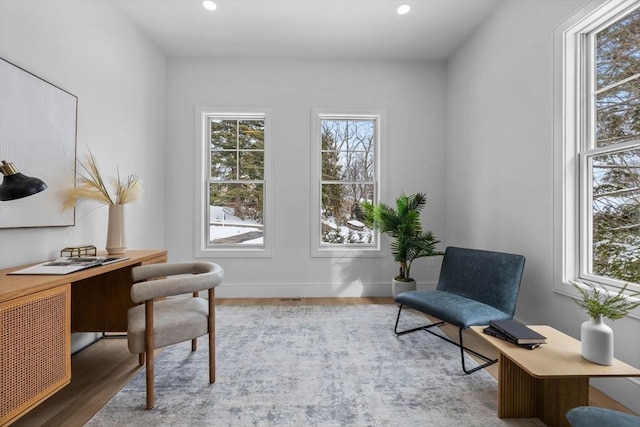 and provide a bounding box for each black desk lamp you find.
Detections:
[0,160,48,201]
